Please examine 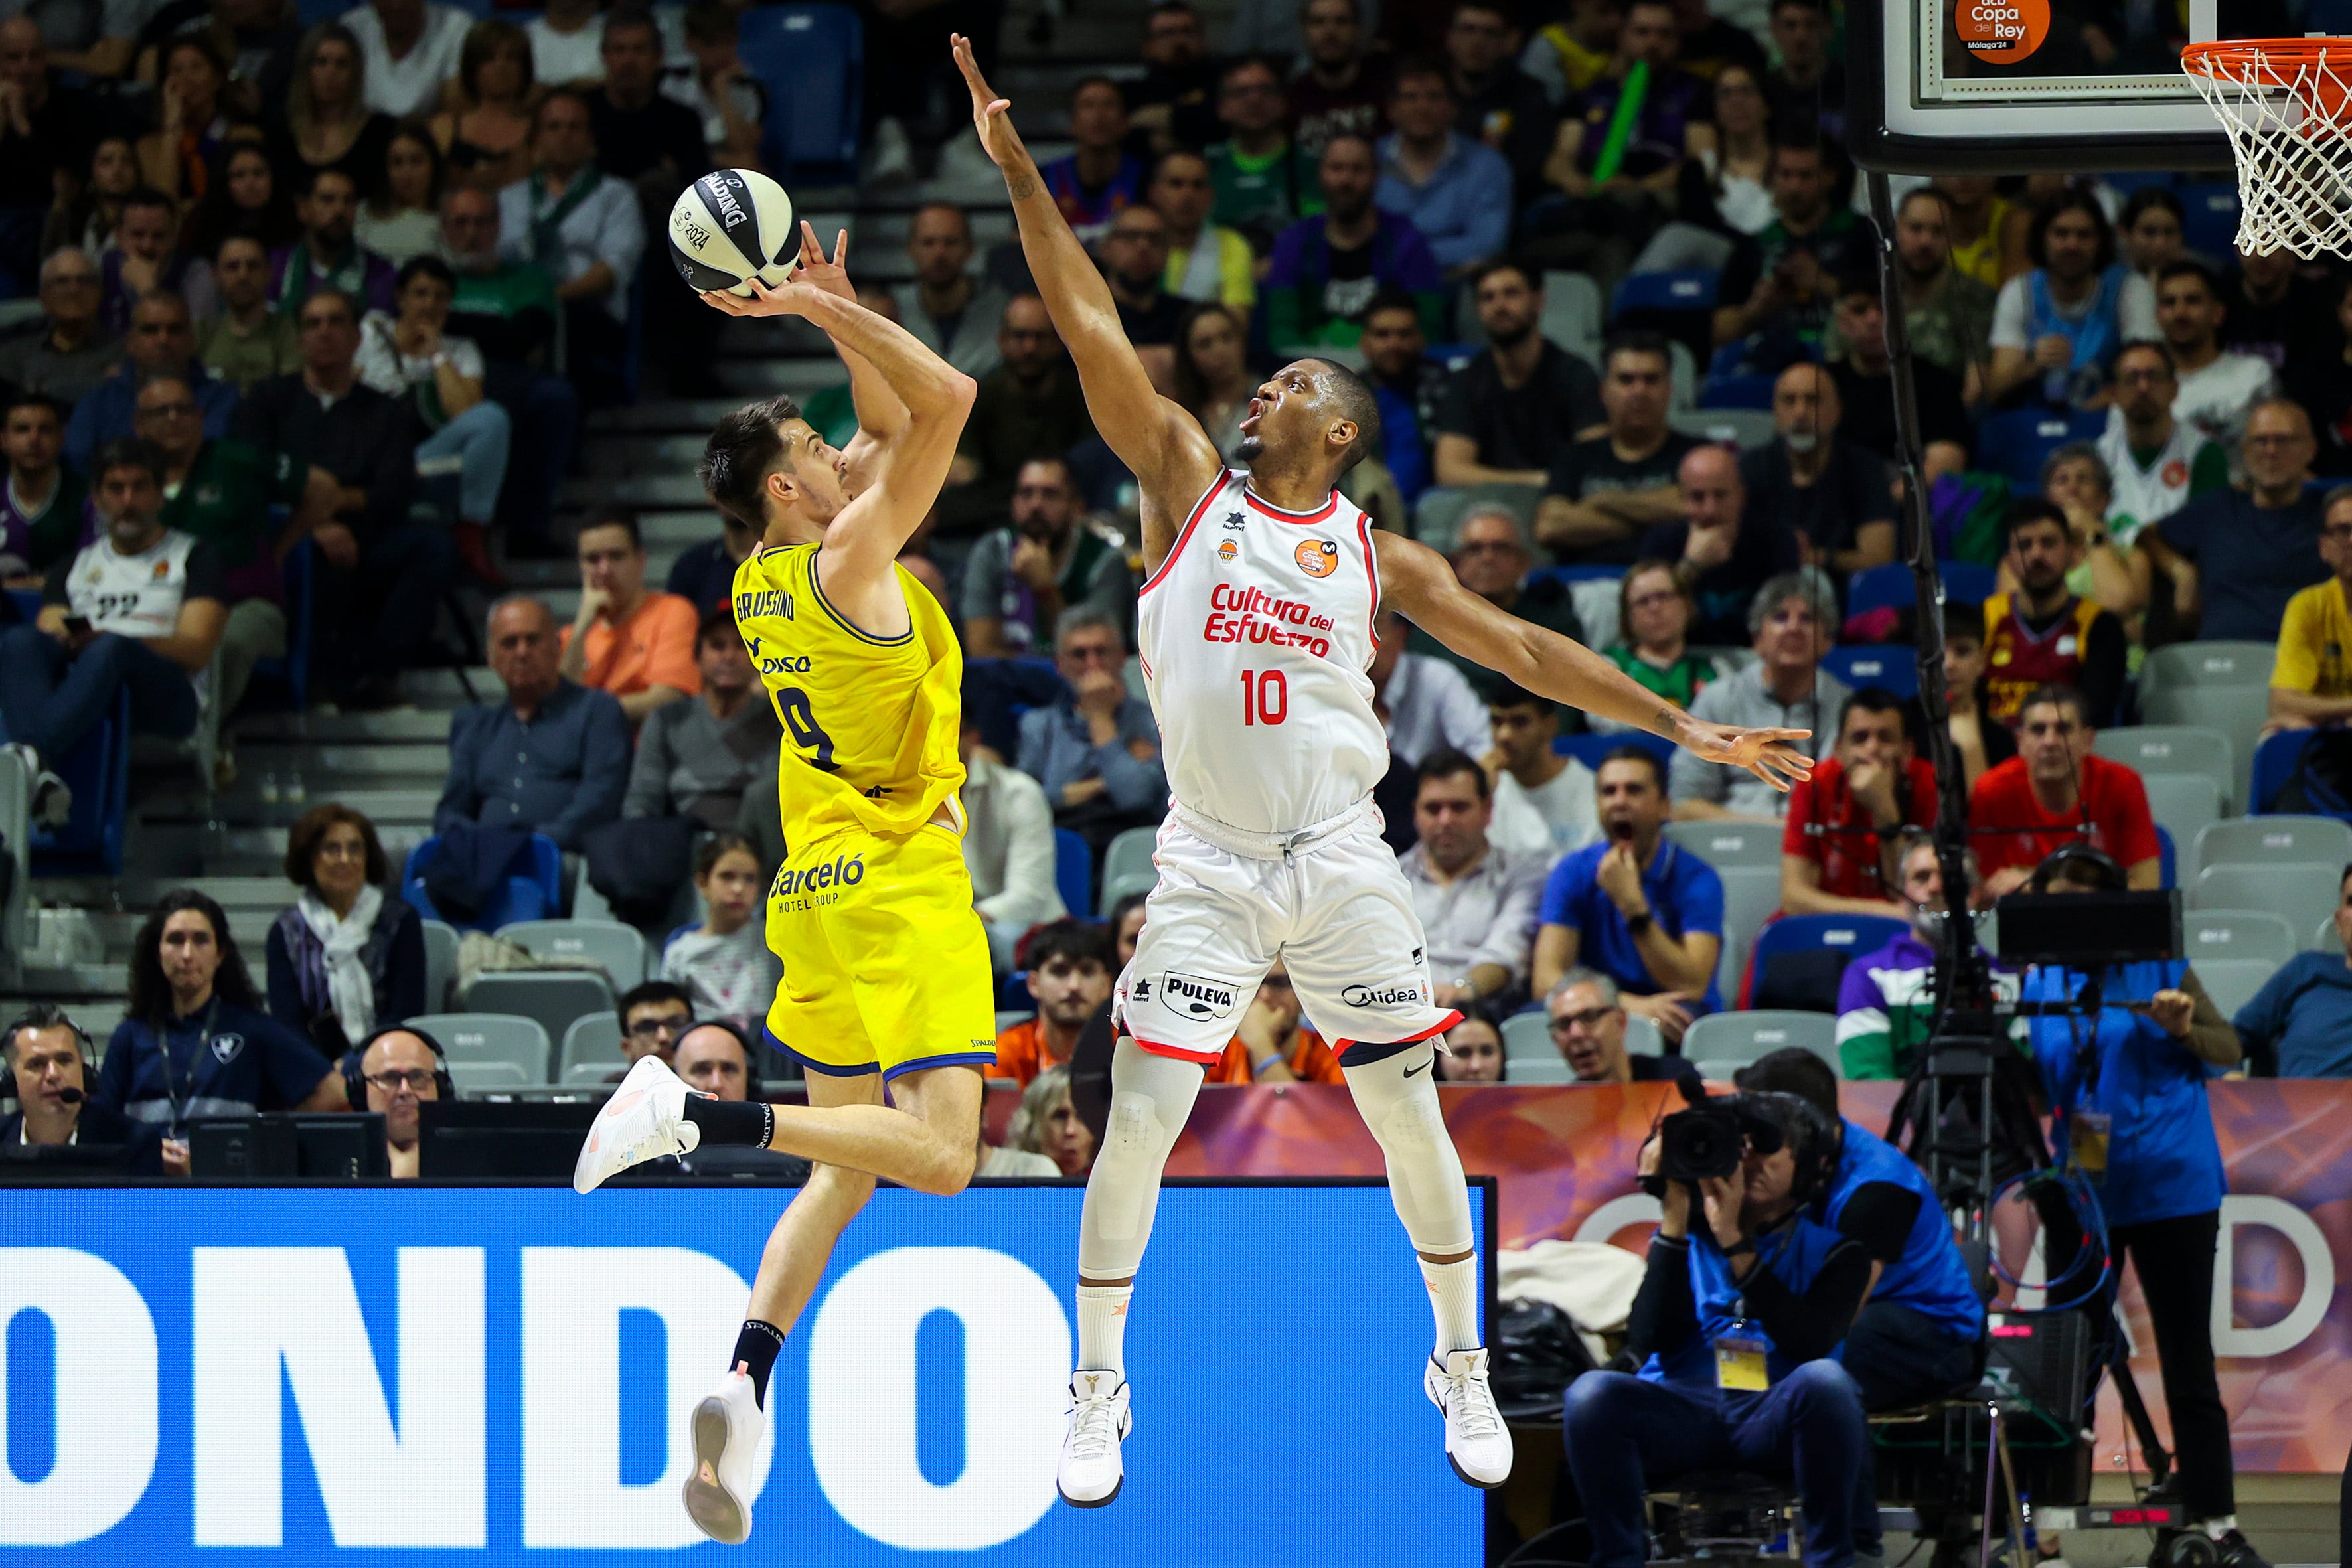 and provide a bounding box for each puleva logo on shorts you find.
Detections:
[1294,539,1340,578]
[1161,972,1239,1018]
[1342,982,1426,1010]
